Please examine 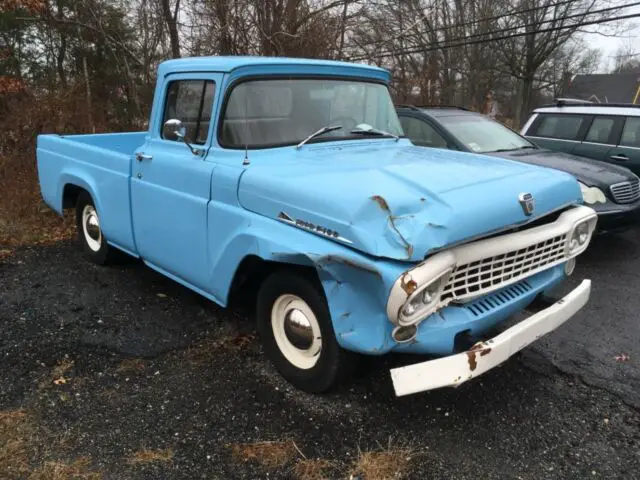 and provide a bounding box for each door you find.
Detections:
[606,116,640,176]
[131,73,223,291]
